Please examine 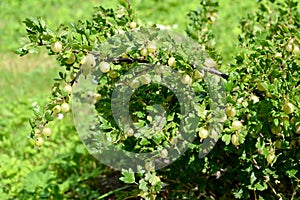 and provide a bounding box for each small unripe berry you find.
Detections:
[193,69,204,79]
[129,21,137,29]
[160,149,168,158]
[271,125,282,134]
[108,70,119,79]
